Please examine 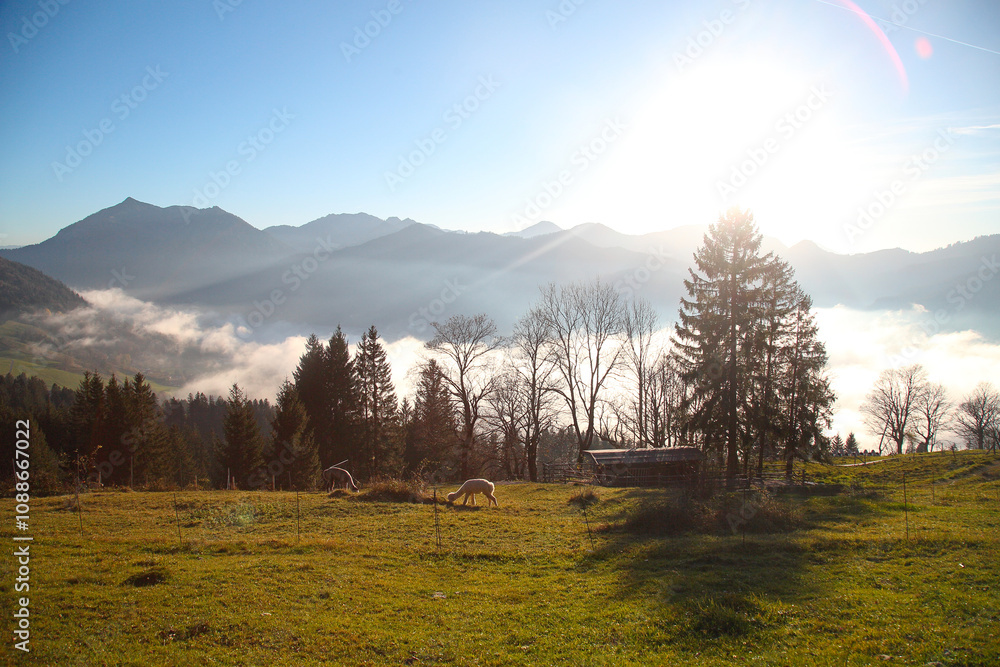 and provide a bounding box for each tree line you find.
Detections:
[2,209,840,489]
[12,209,993,491]
[860,365,1000,454]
